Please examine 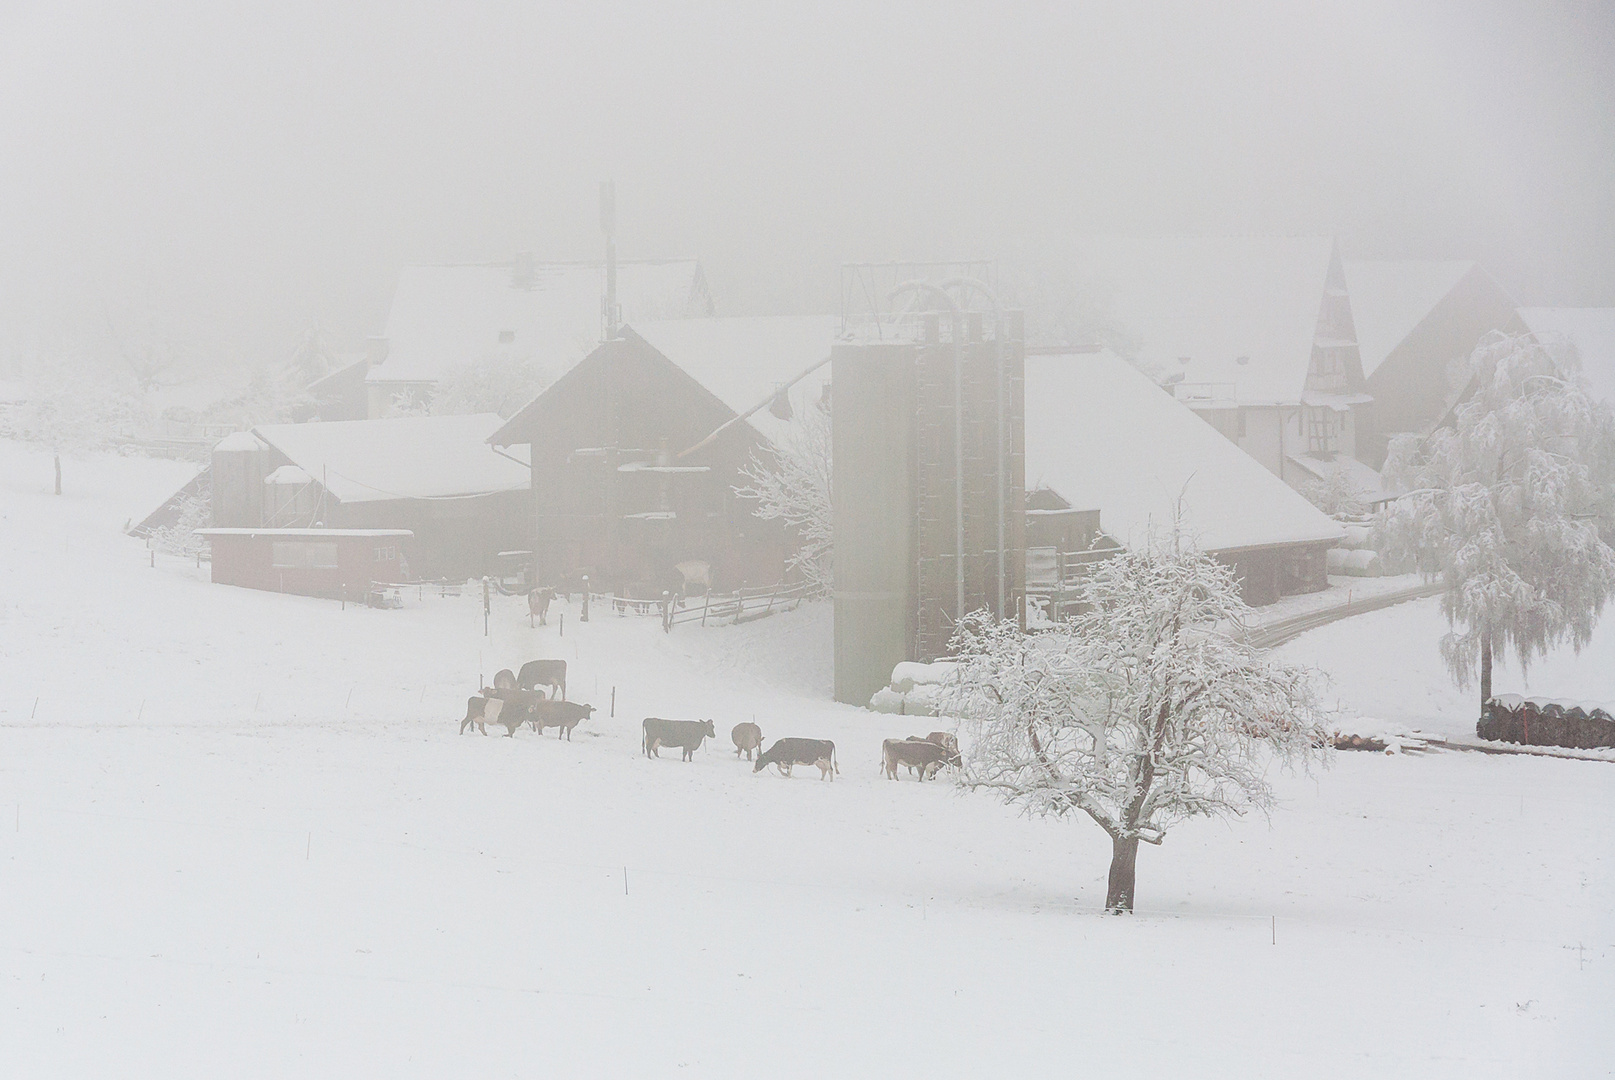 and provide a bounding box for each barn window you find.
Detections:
[374,545,396,562]
[1305,407,1339,454]
[271,541,339,569]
